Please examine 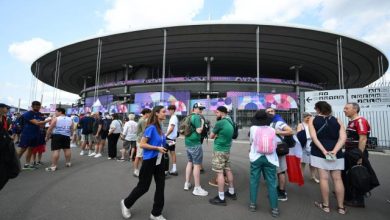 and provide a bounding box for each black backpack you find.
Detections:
[102,119,112,132]
[224,118,239,139]
[0,121,21,191]
[200,115,210,140]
